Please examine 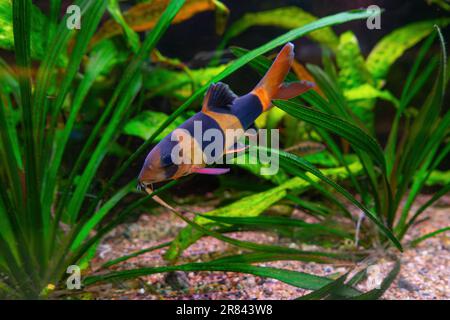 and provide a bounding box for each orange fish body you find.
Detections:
[138,43,313,189]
